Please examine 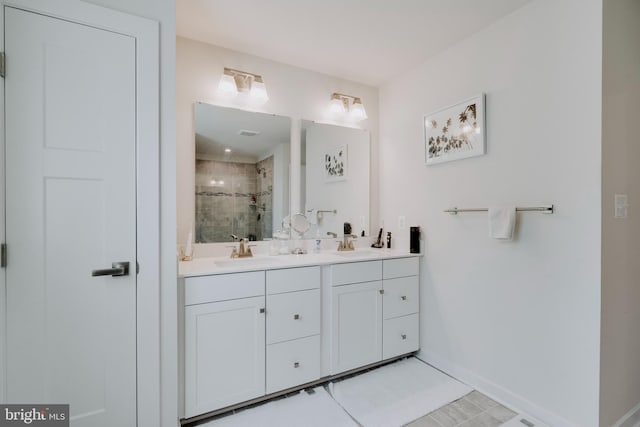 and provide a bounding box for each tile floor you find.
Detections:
[405,390,518,427]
